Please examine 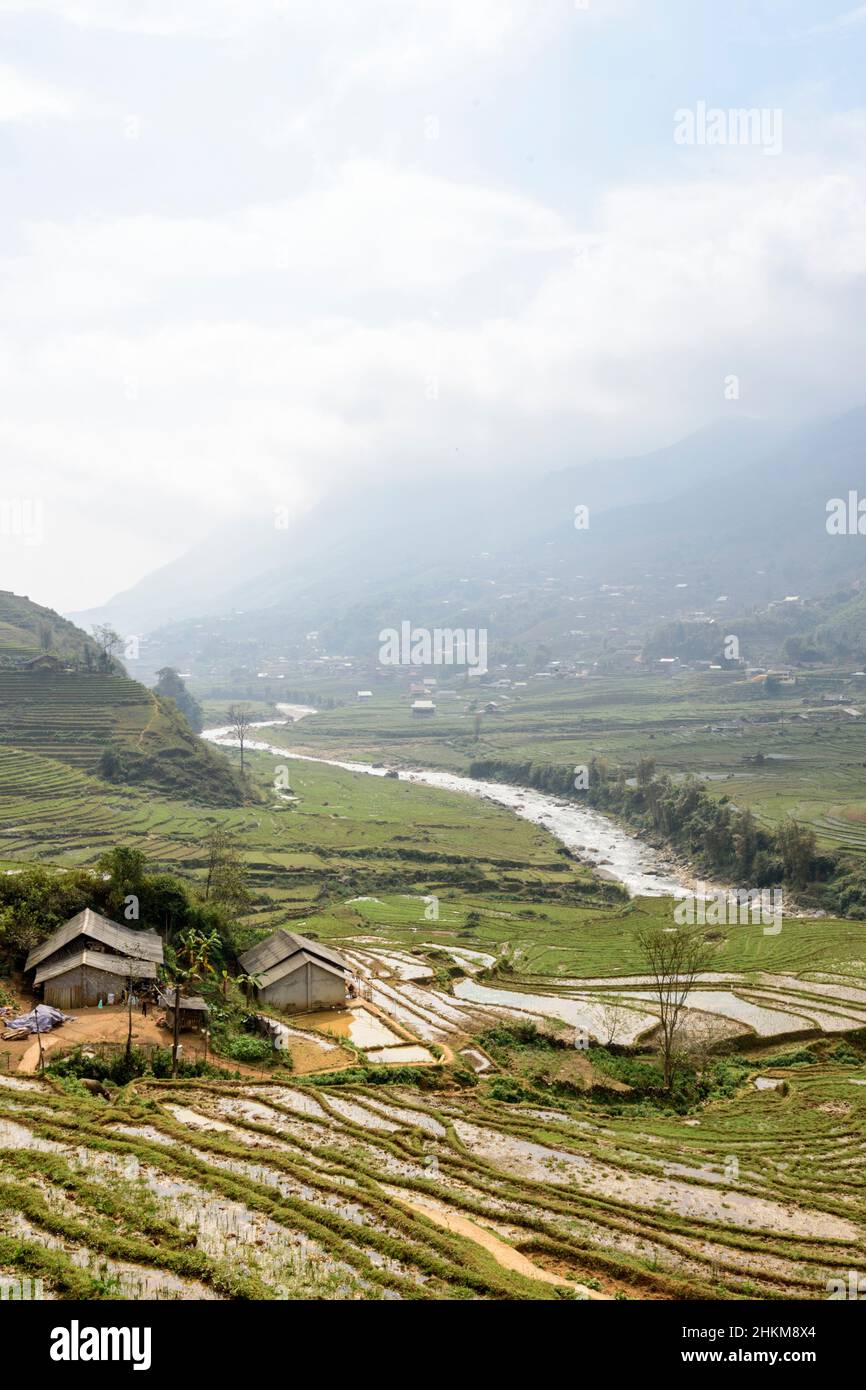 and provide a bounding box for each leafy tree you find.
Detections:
[775,818,817,889]
[95,846,147,919]
[203,827,251,914]
[155,667,203,733]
